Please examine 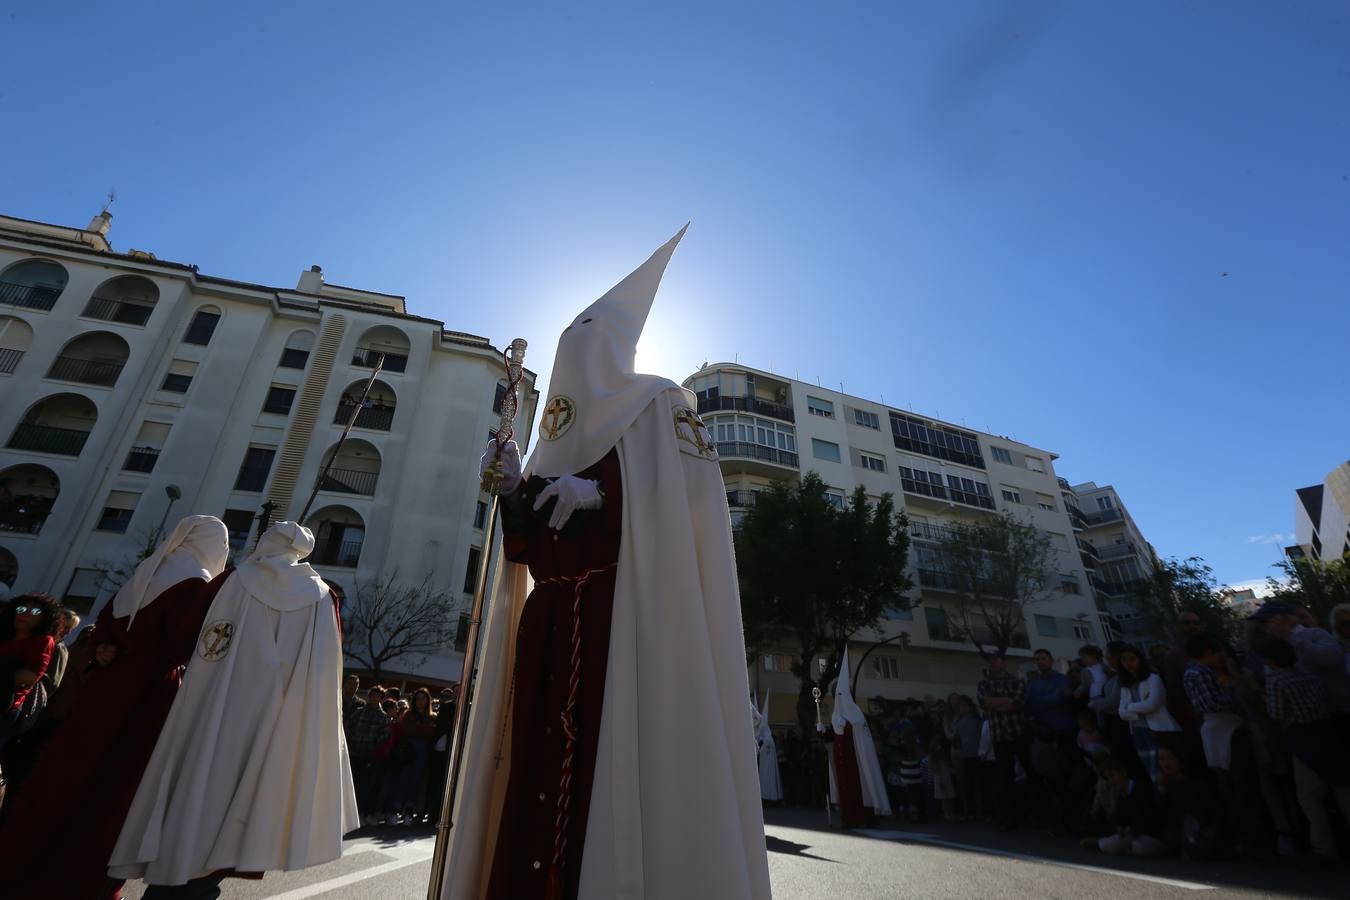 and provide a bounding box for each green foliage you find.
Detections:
[928,512,1053,658]
[735,473,911,732]
[1265,555,1350,626]
[1138,556,1243,643]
